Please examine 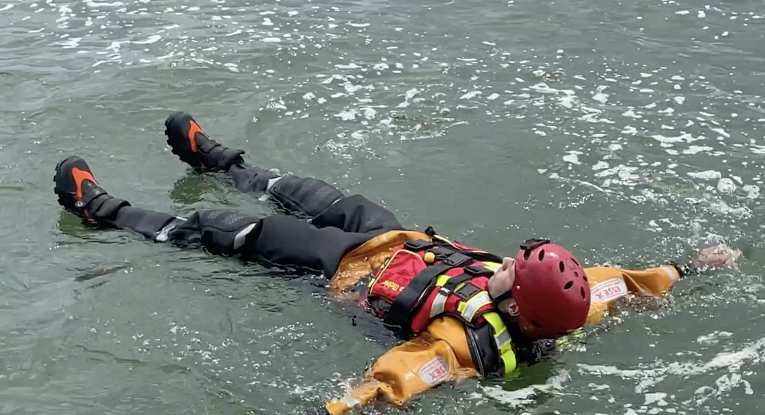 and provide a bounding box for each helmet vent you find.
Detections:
[532,320,543,328]
[523,249,531,260]
[580,287,586,299]
[564,281,573,290]
[572,257,580,266]
[538,249,545,261]
[583,275,588,282]
[574,271,579,278]
[558,261,565,273]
